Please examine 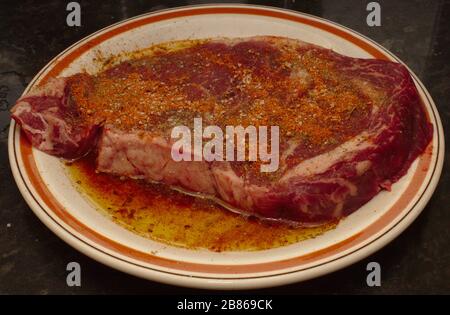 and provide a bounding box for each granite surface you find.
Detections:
[0,0,448,294]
